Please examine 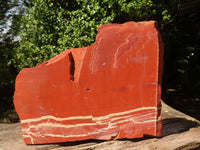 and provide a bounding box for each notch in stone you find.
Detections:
[68,52,75,81]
